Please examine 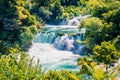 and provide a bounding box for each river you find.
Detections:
[27,15,89,72]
